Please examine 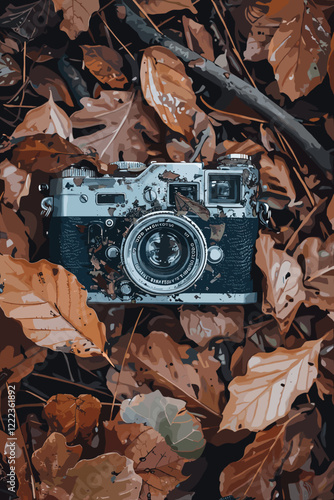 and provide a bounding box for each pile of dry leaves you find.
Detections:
[0,0,333,499]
